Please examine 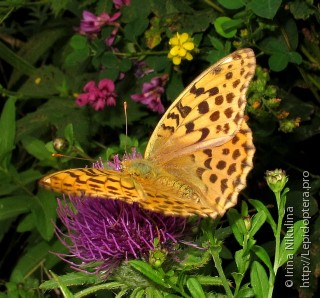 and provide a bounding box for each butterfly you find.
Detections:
[39,48,256,218]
